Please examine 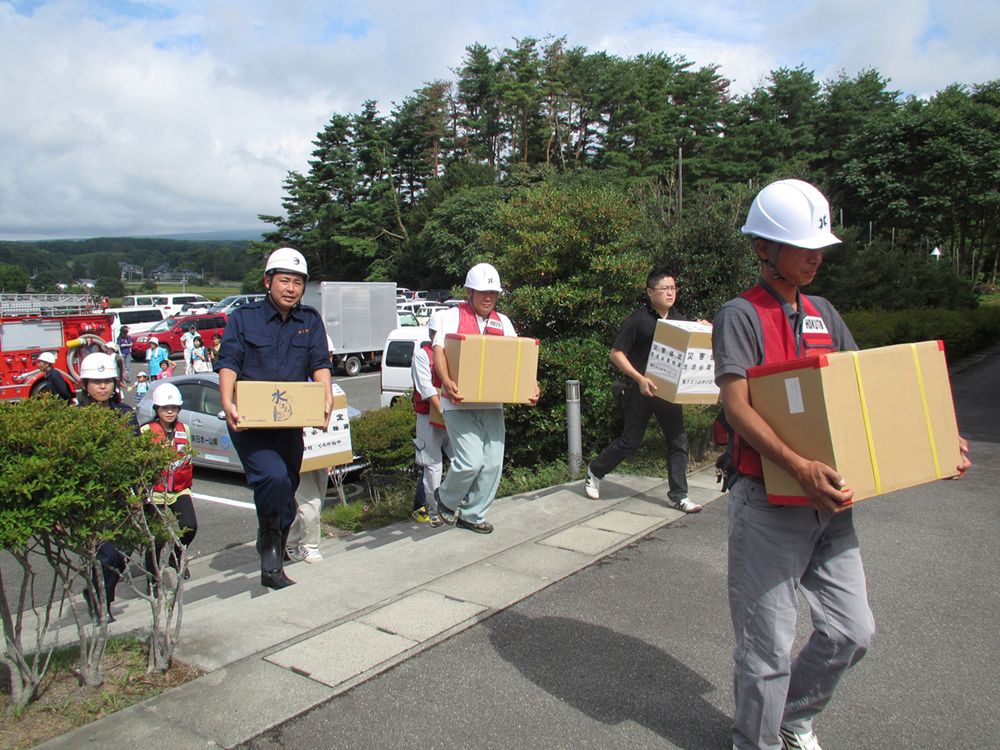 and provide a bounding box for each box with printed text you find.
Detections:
[236,381,328,429]
[300,382,352,471]
[644,320,720,404]
[443,333,539,404]
[746,340,962,505]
